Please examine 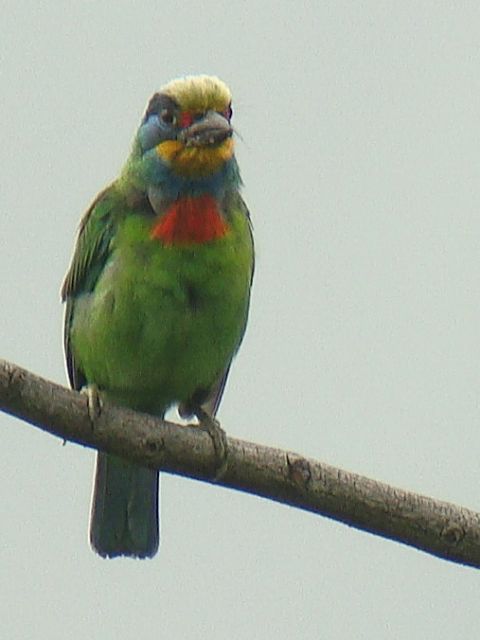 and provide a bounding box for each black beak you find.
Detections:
[179,110,233,147]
